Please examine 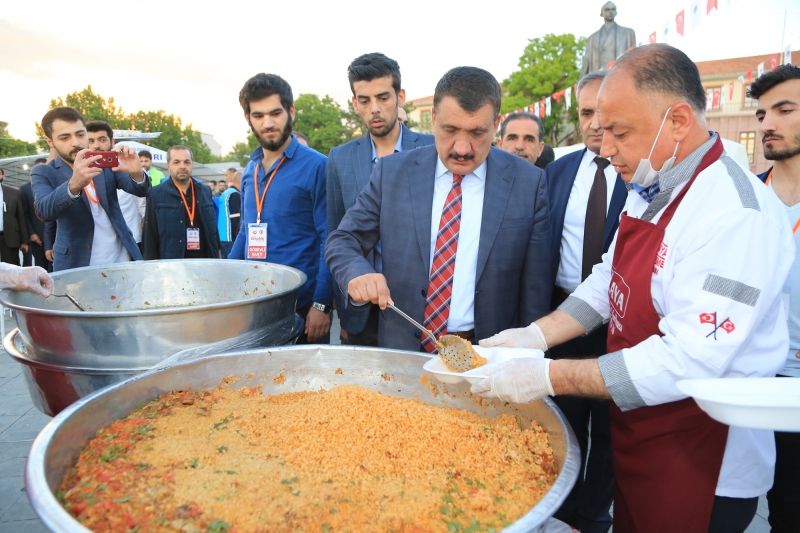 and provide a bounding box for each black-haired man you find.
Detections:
[0,169,29,266]
[31,107,150,271]
[327,53,434,346]
[87,121,146,251]
[138,150,164,187]
[326,66,552,351]
[229,73,332,344]
[497,112,545,165]
[749,64,800,533]
[475,44,793,532]
[143,145,219,260]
